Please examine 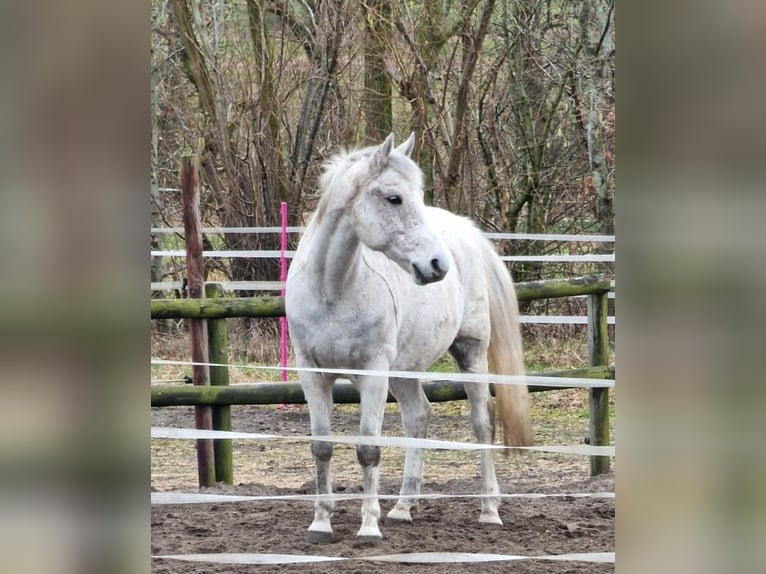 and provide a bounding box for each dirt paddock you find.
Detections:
[151,396,614,573]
